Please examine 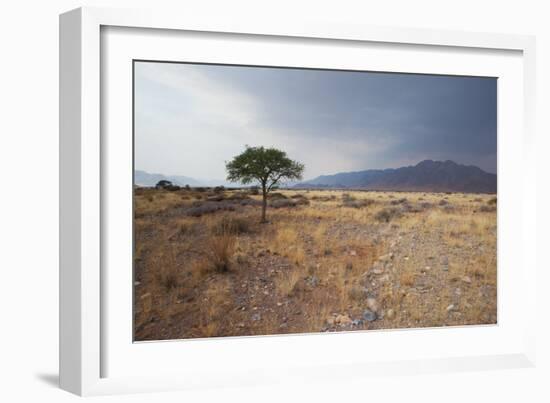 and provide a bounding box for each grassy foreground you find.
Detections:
[133,187,497,341]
